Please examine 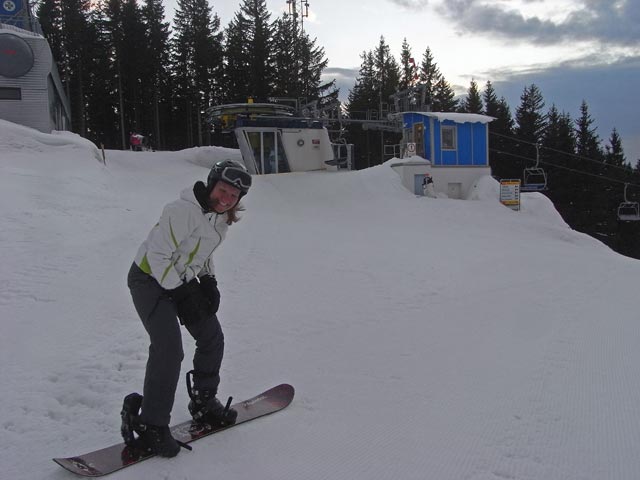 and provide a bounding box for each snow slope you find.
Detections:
[1,121,640,480]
